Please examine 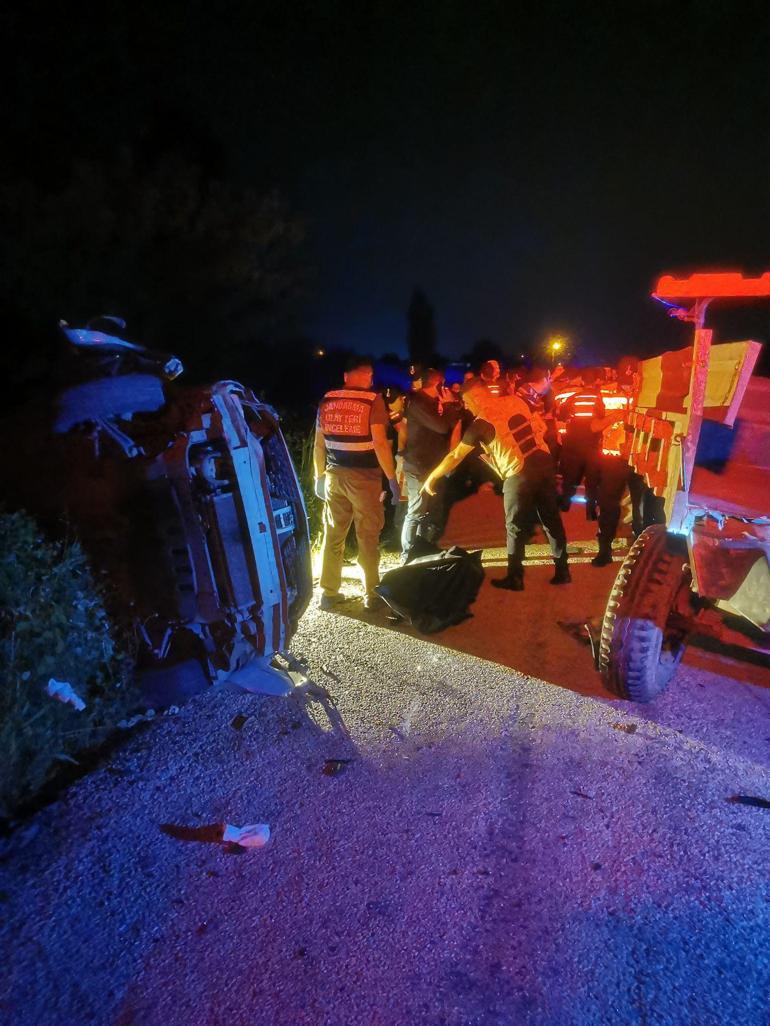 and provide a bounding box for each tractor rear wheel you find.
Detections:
[599,525,691,702]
